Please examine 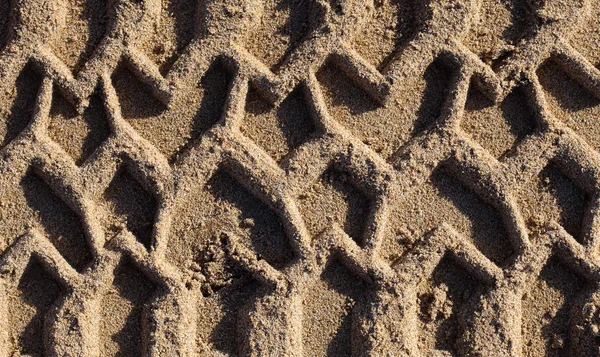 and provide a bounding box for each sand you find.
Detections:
[1,0,600,356]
